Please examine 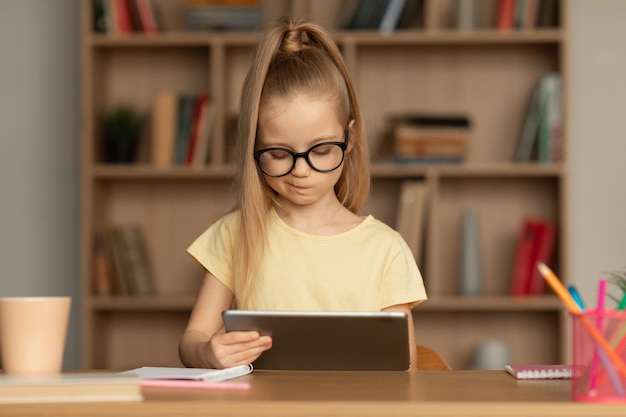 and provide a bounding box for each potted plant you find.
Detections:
[606,268,626,309]
[101,105,146,163]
